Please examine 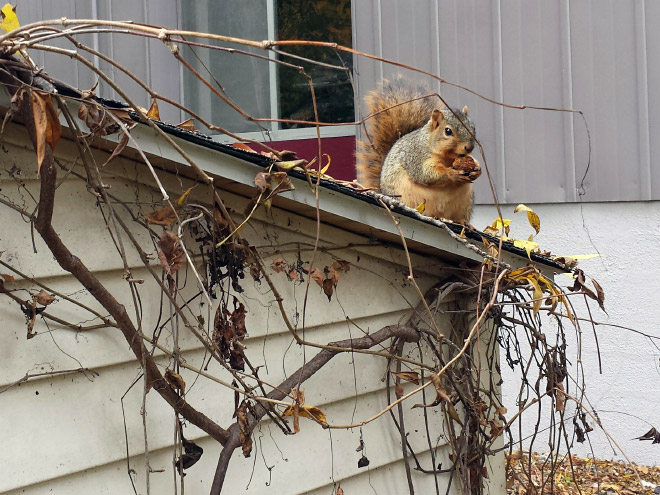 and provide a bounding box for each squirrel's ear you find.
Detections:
[430,109,443,130]
[462,106,469,115]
